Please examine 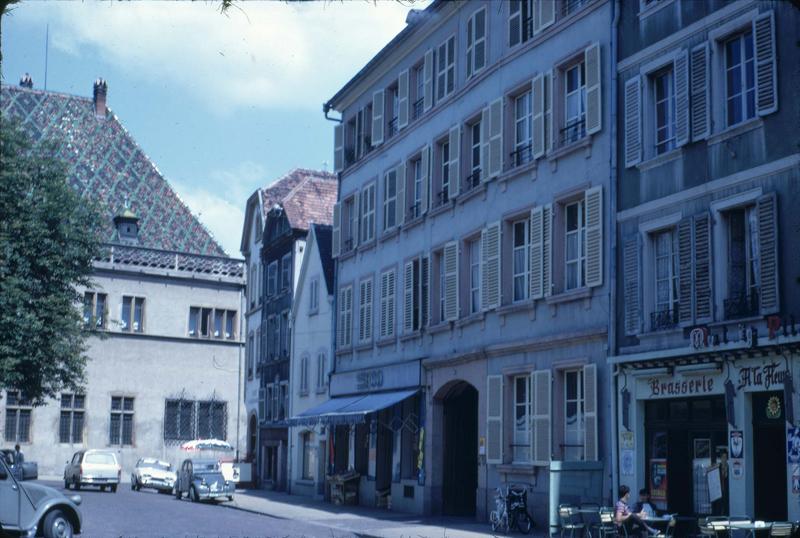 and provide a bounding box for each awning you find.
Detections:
[288,389,418,427]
